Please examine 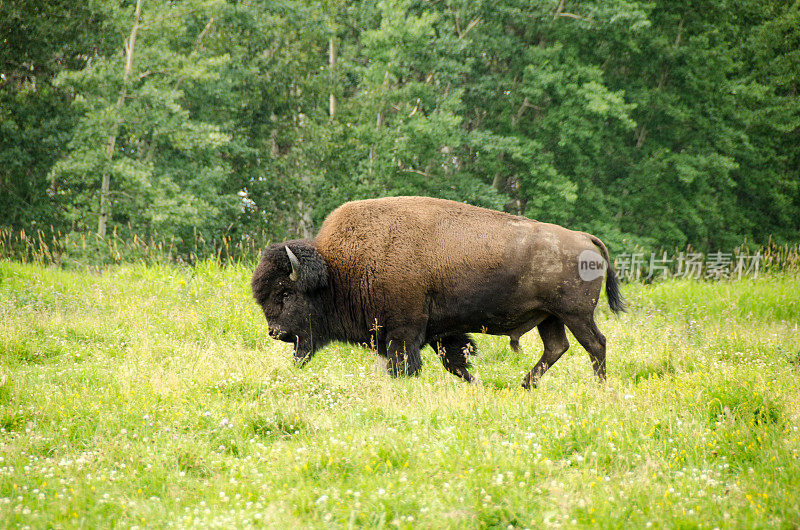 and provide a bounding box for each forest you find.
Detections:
[1,0,799,257]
